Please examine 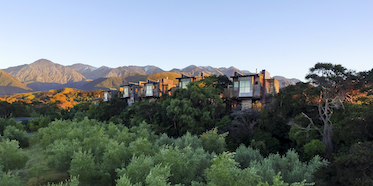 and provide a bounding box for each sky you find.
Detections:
[0,1,372,81]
